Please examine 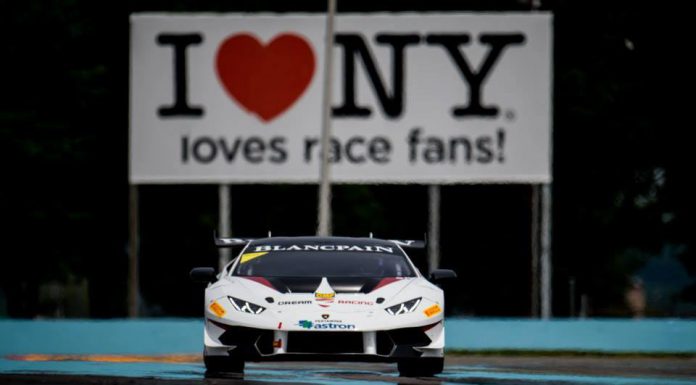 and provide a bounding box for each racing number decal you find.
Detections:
[424,304,442,317]
[209,301,226,317]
